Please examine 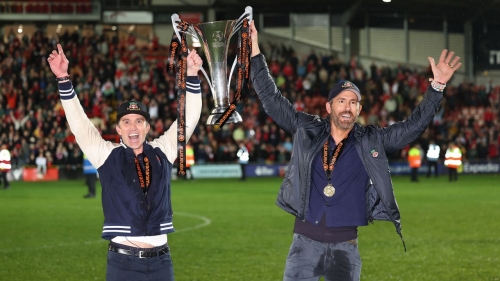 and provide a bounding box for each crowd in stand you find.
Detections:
[1,28,499,173]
